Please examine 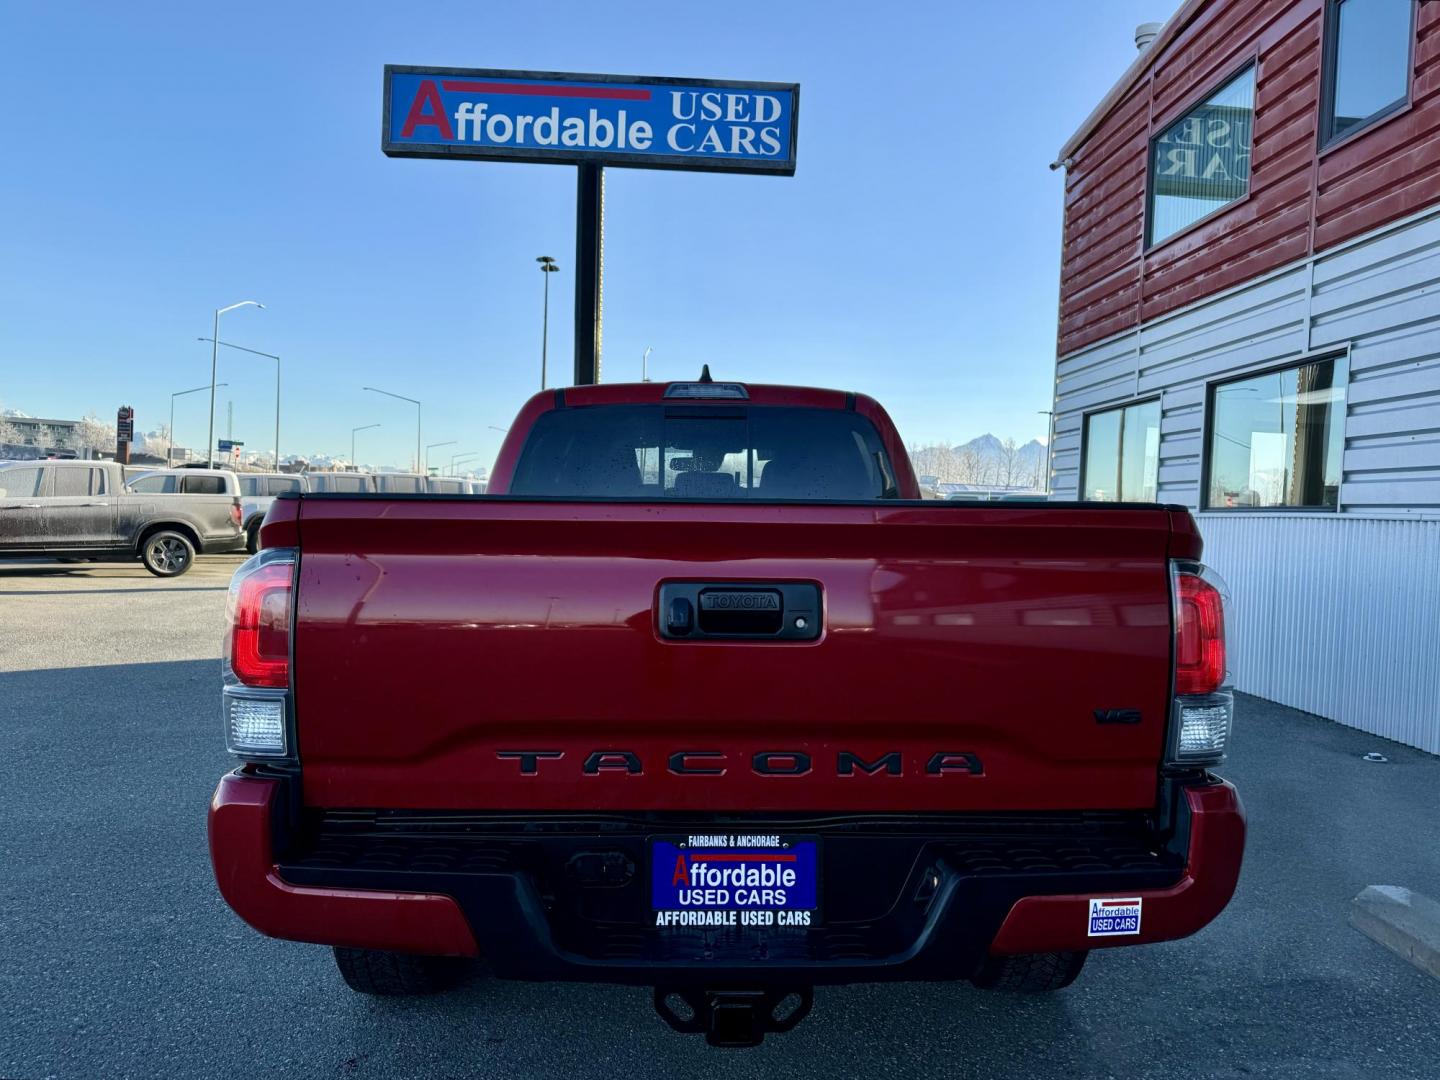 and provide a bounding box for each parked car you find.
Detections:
[425,476,467,494]
[304,472,376,494]
[209,377,1242,1047]
[373,472,427,494]
[126,467,239,497]
[945,489,1049,503]
[126,468,247,553]
[1,459,243,575]
[236,472,307,554]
